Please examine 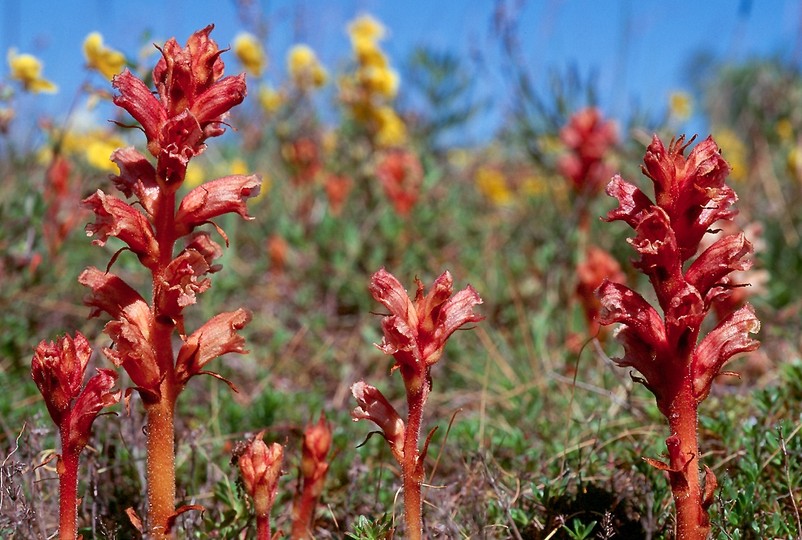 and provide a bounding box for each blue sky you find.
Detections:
[2,0,799,143]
